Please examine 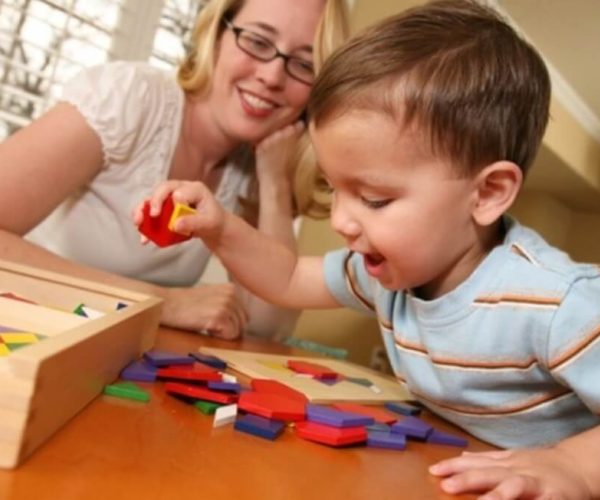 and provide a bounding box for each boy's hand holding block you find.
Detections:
[138,196,196,247]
